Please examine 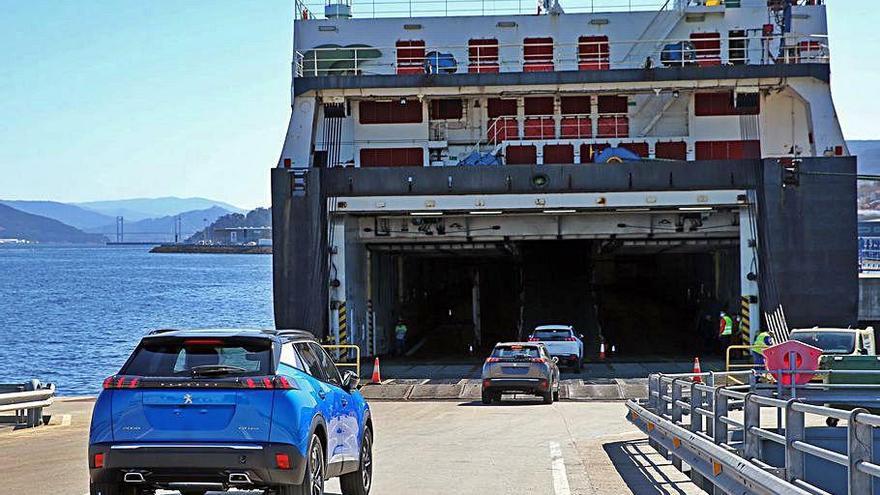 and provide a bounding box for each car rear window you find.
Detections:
[491,345,540,359]
[533,329,572,341]
[790,332,856,355]
[121,337,273,377]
